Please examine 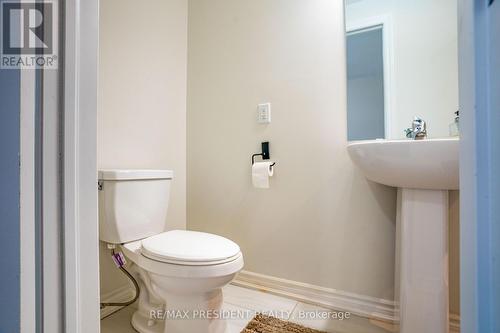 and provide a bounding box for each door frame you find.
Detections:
[20,61,37,333]
[62,0,100,332]
[458,0,500,332]
[20,1,100,331]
